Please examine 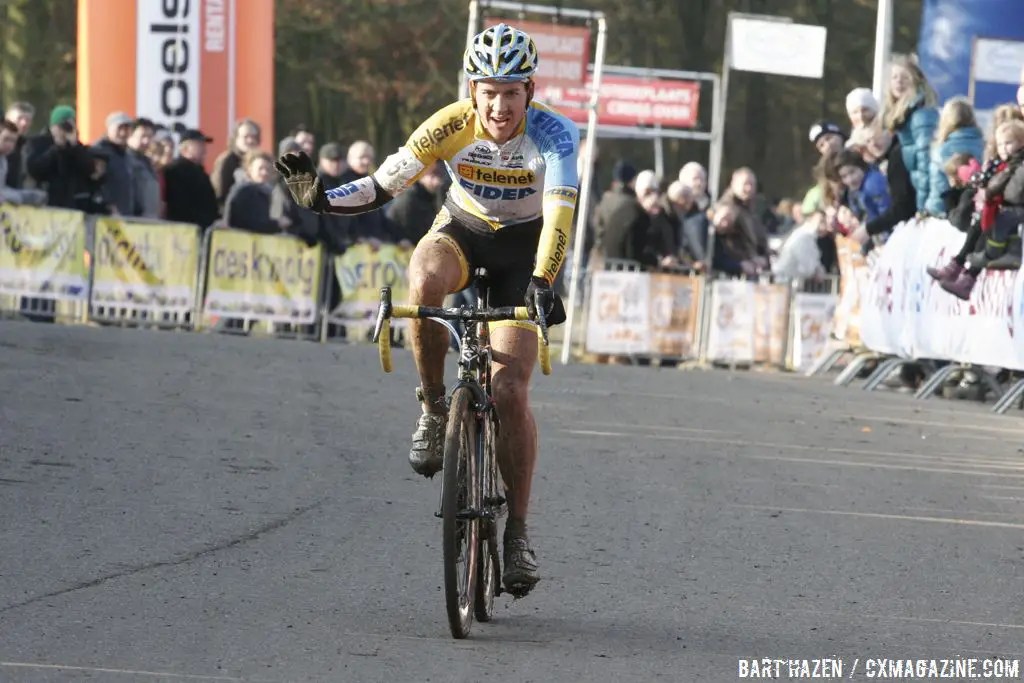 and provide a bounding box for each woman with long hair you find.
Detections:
[924,96,985,216]
[880,54,940,215]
